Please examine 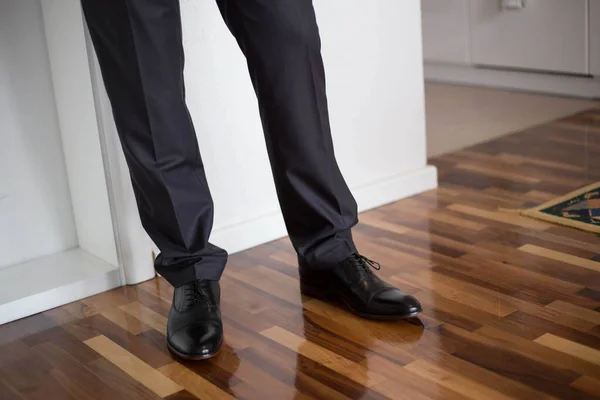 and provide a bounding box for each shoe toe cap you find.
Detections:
[169,321,222,359]
[370,289,422,317]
